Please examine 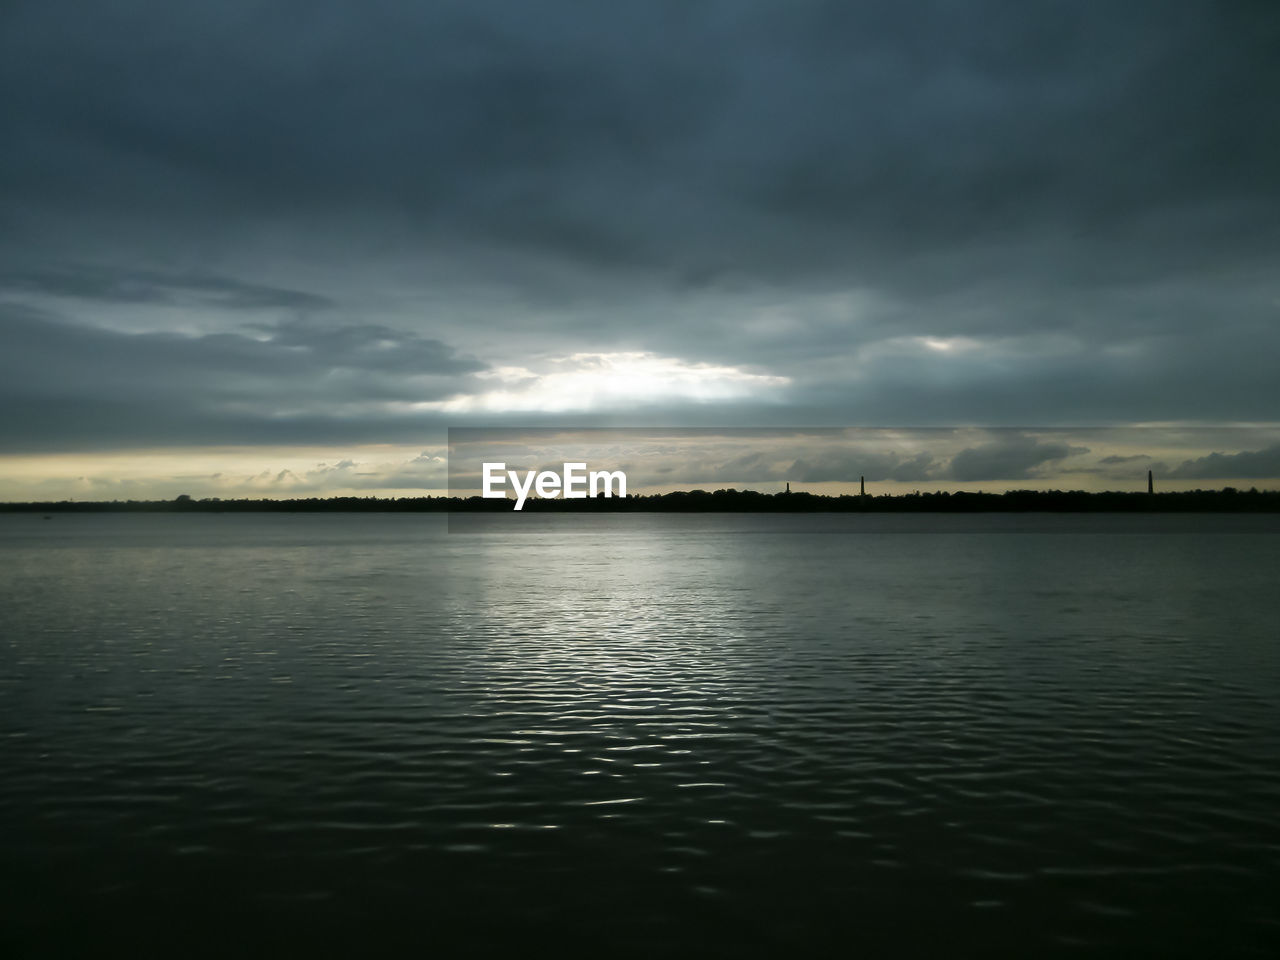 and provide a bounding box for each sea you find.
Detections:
[2,512,1278,956]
